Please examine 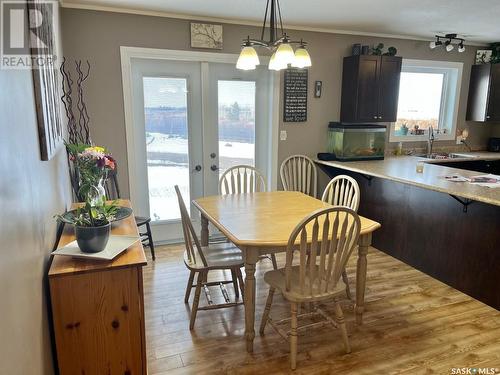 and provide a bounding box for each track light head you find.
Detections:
[445,40,454,52]
[458,42,465,53]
